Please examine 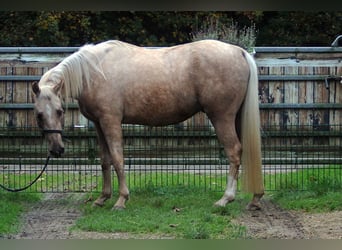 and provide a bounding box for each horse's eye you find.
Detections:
[57,109,64,117]
[37,112,43,120]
